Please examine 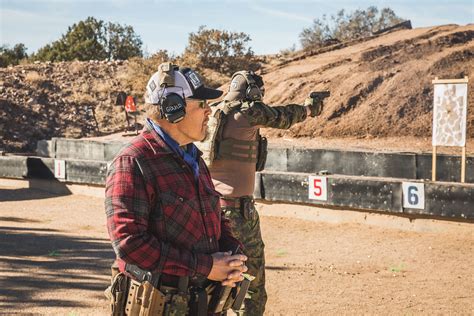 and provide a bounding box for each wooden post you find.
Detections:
[461,146,466,183]
[432,146,437,181]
